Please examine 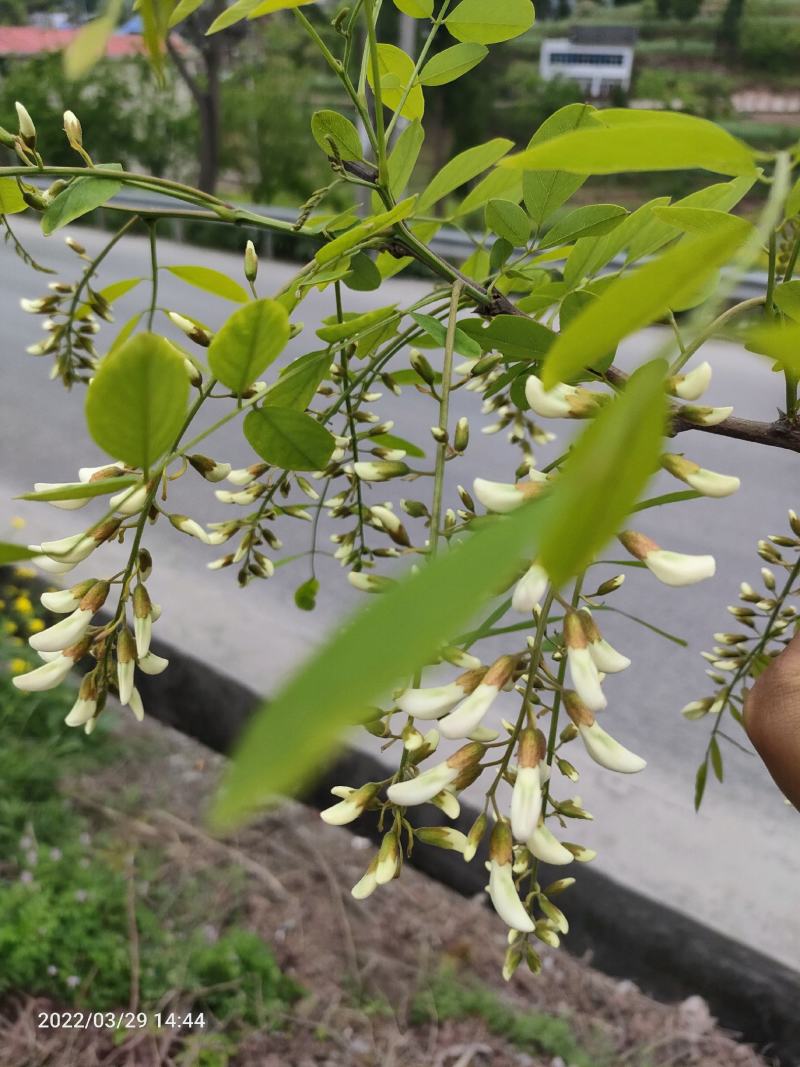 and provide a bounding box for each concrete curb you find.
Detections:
[131,633,800,1066]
